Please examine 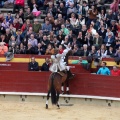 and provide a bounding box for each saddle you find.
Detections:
[57,71,66,77]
